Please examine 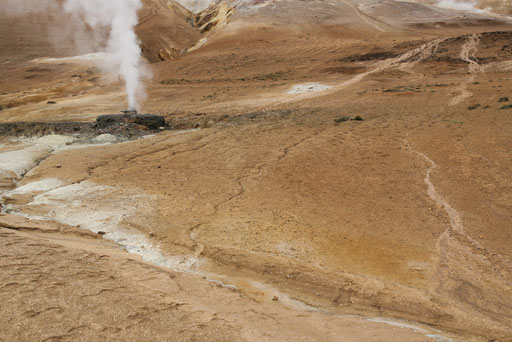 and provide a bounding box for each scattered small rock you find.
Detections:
[351,115,364,121]
[499,104,512,110]
[272,296,279,301]
[498,97,509,102]
[54,164,62,169]
[97,231,107,236]
[47,101,57,104]
[467,104,481,110]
